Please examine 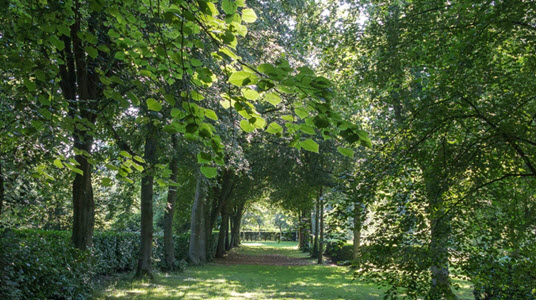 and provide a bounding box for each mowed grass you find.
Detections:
[95,241,474,299]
